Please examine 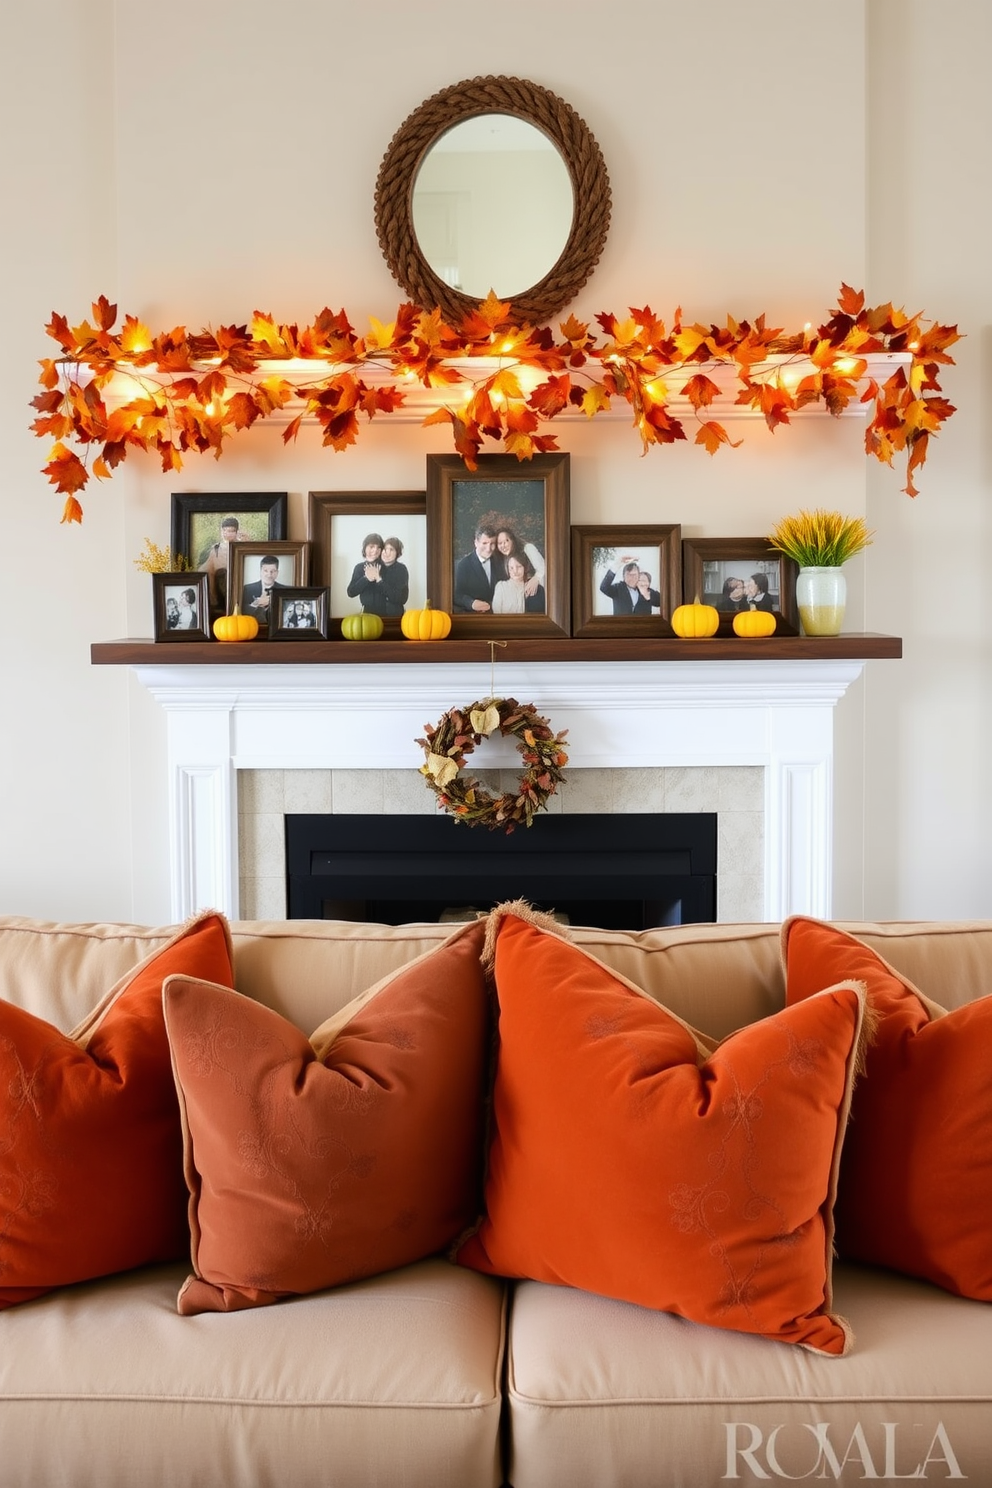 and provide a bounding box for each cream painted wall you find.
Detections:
[1,0,984,922]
